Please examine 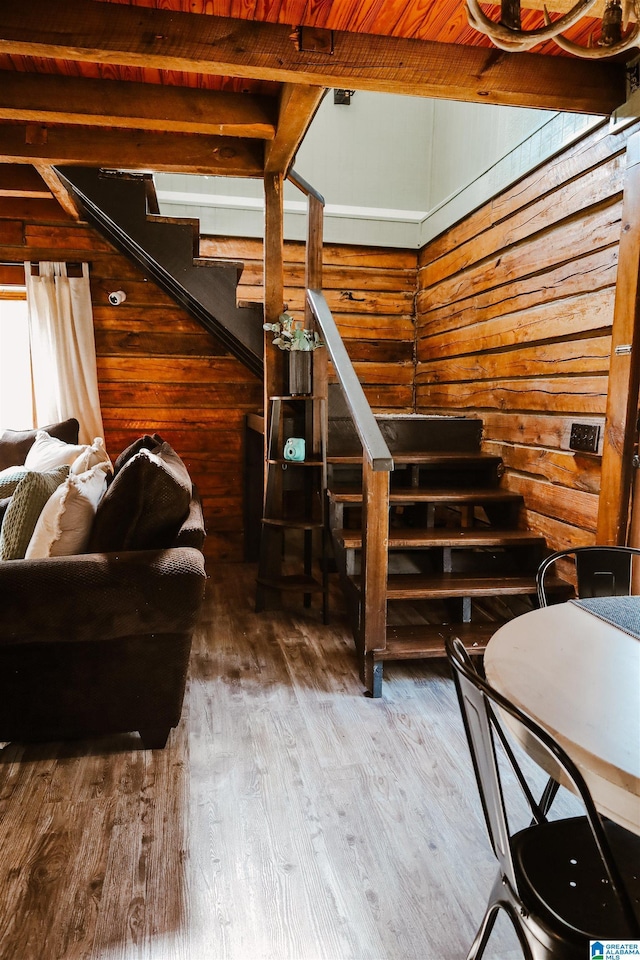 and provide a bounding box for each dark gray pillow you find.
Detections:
[88,442,191,552]
[112,434,165,476]
[0,418,80,470]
